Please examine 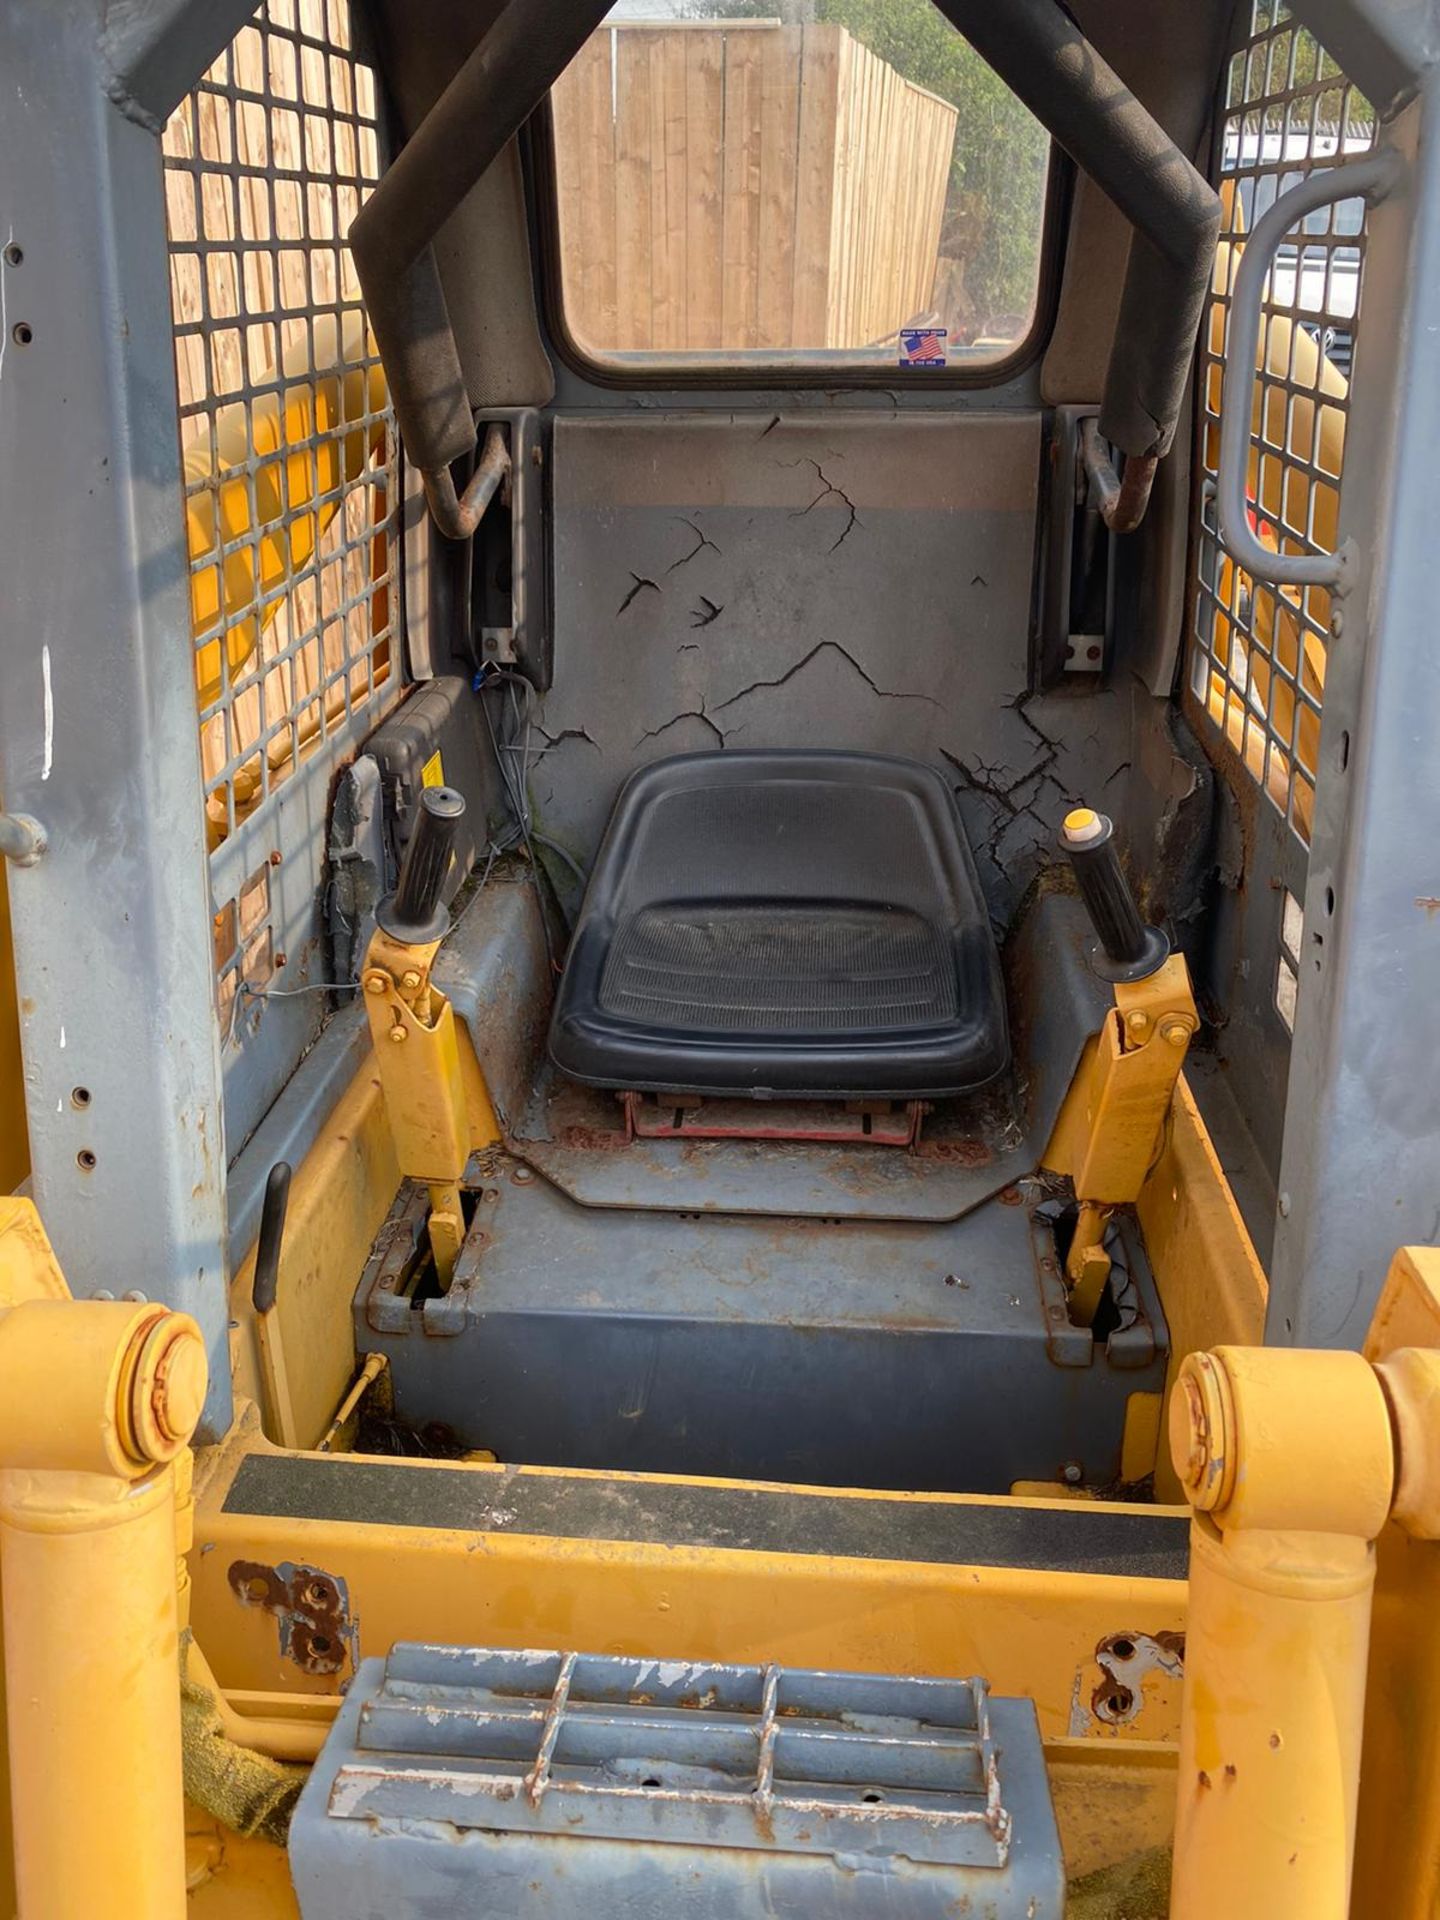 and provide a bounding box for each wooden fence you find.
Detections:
[552,23,958,354]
